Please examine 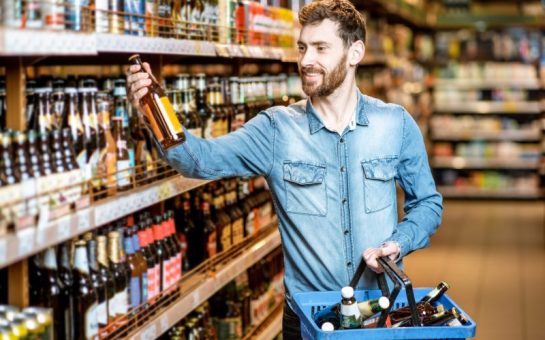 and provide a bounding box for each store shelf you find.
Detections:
[0,175,210,269]
[430,130,541,142]
[126,228,282,340]
[432,157,539,170]
[434,101,542,114]
[438,186,542,199]
[0,28,97,56]
[243,304,283,340]
[434,79,541,90]
[96,33,217,56]
[437,13,545,29]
